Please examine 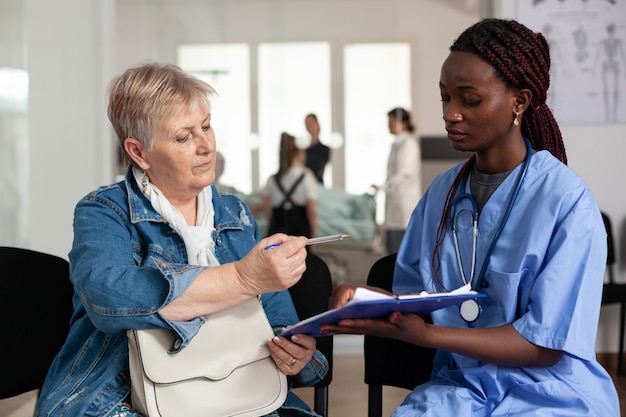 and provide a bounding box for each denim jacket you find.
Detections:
[35,170,328,417]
